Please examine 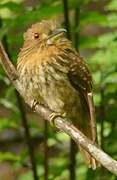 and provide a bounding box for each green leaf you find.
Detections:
[18,171,33,180]
[79,36,98,49]
[0,118,18,129]
[102,72,117,84]
[106,0,117,10]
[106,13,117,27]
[0,152,20,162]
[0,98,18,112]
[80,11,108,26]
[0,2,24,12]
[97,32,117,48]
[90,41,117,70]
[0,0,22,4]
